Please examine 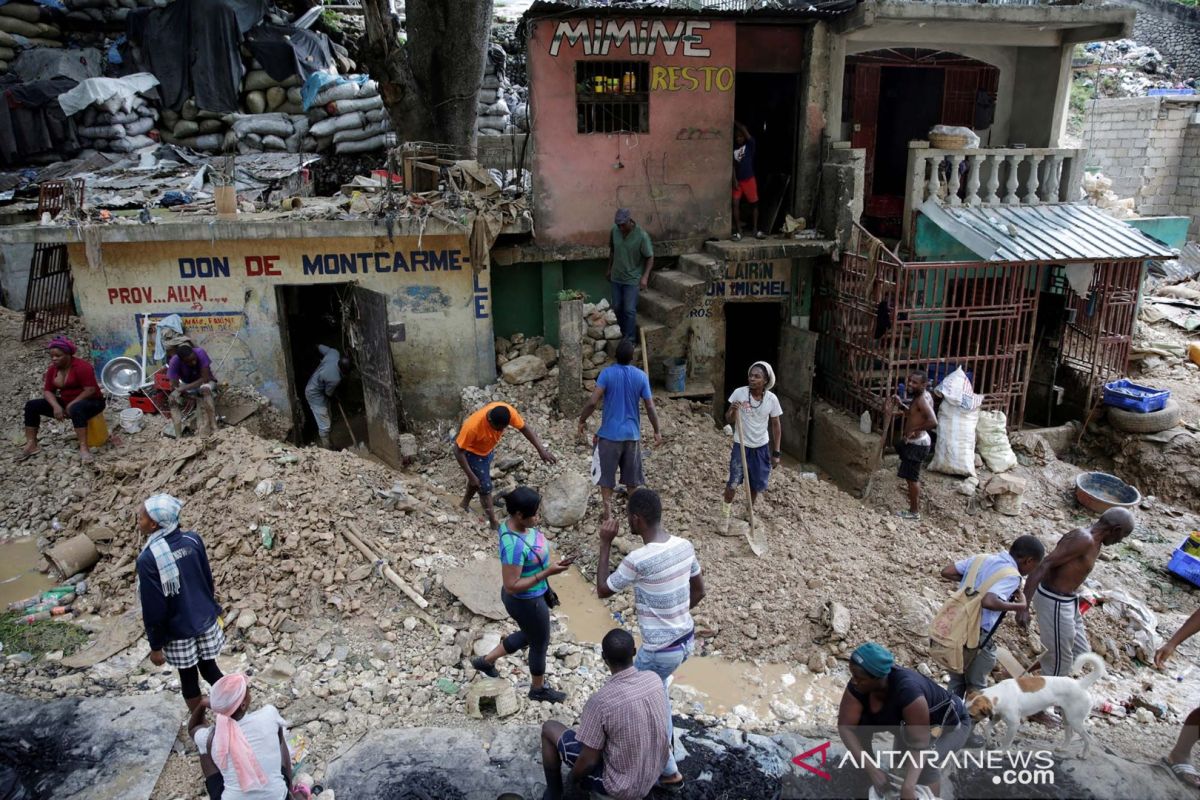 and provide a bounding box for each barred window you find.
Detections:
[575,61,649,134]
